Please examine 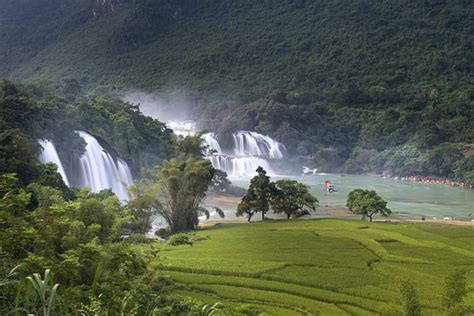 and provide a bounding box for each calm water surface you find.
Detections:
[231,174,474,220]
